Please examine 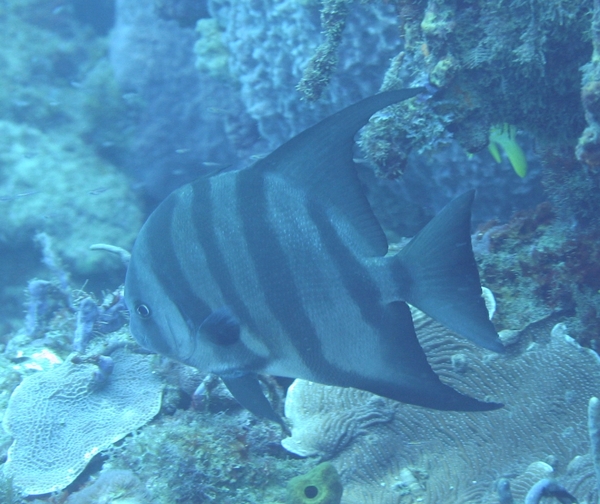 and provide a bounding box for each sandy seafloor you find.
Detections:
[1,0,600,503]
